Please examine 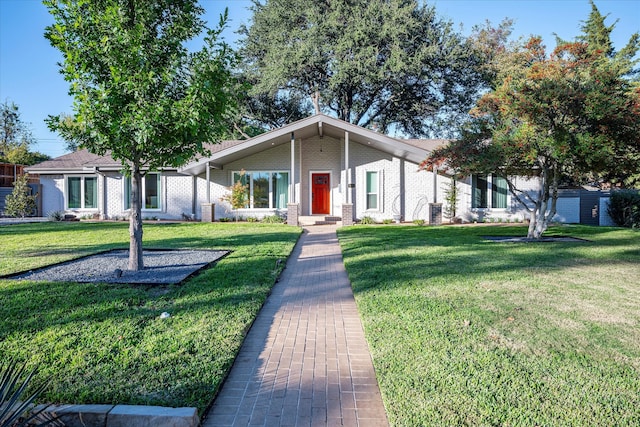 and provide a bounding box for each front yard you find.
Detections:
[3,221,638,425]
[0,221,301,414]
[338,224,640,426]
